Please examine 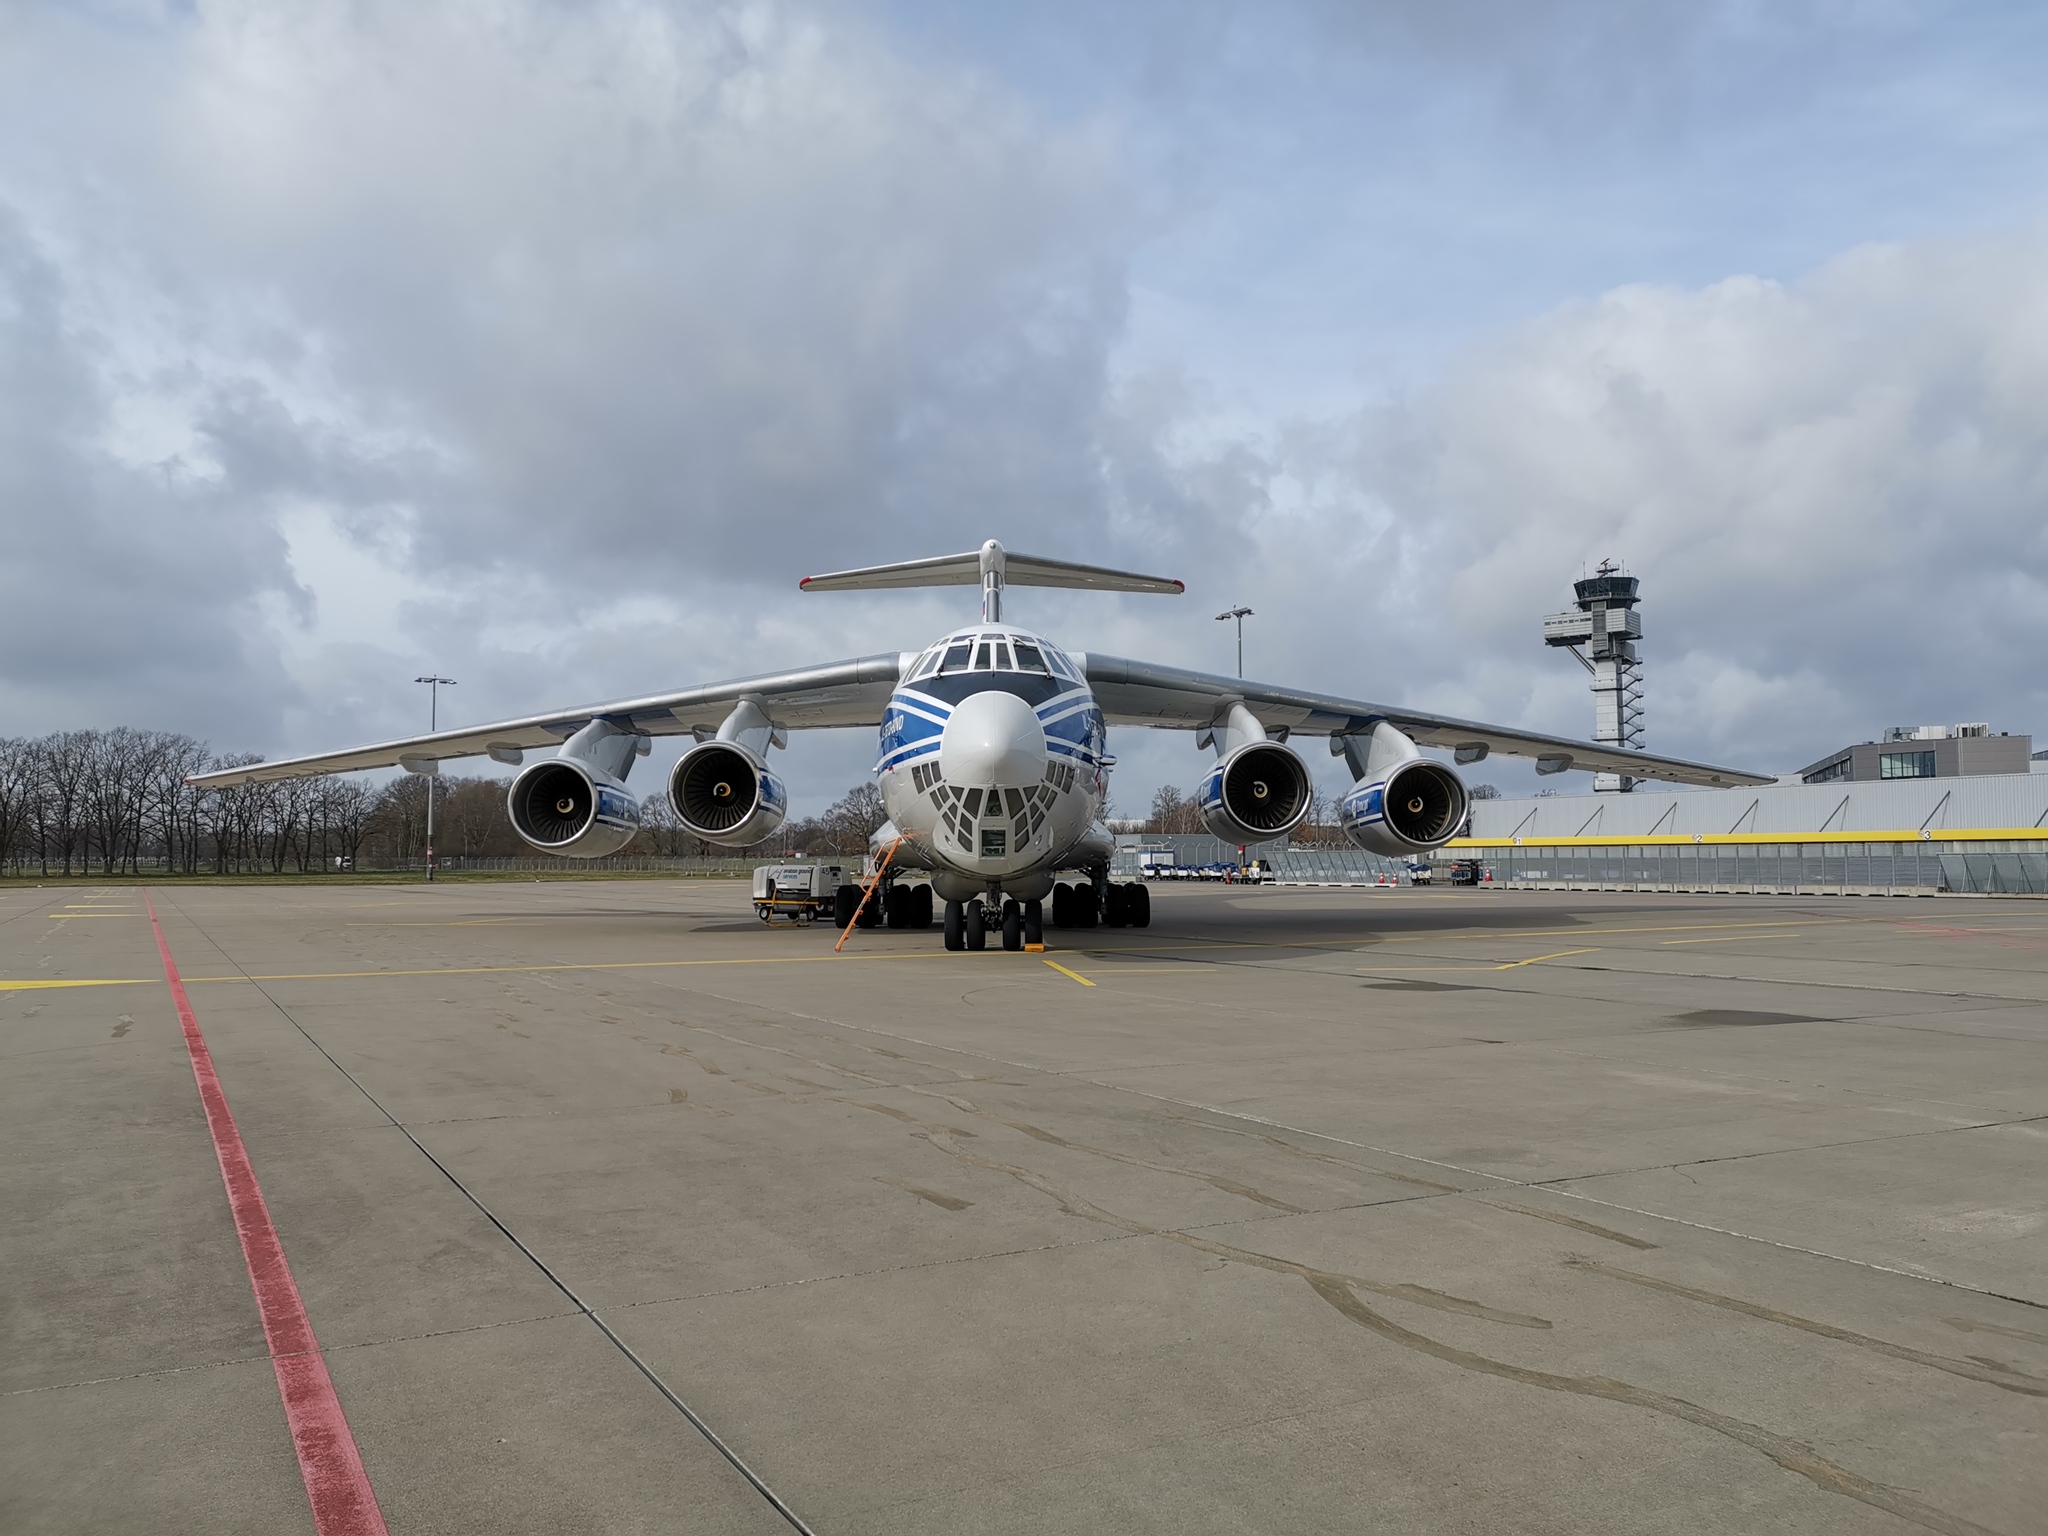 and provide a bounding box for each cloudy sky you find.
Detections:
[6,0,2048,811]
